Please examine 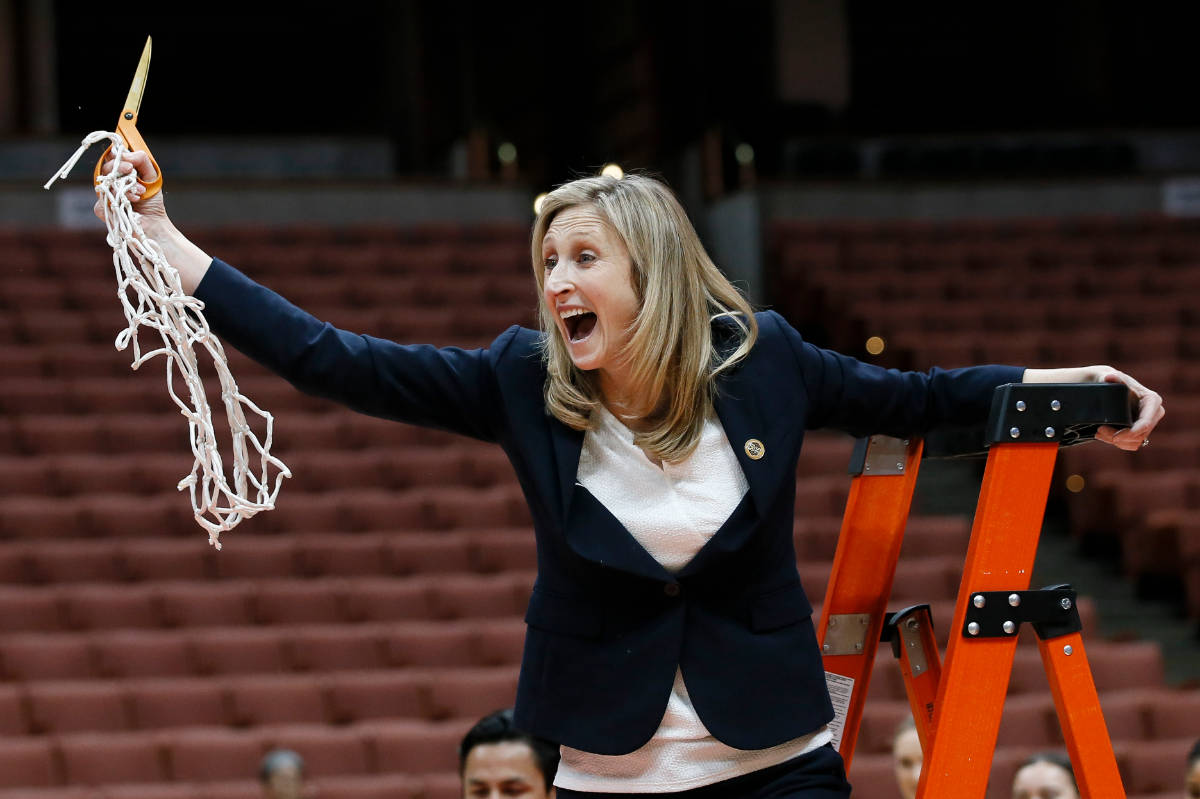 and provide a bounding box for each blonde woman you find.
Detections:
[99,155,1164,798]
